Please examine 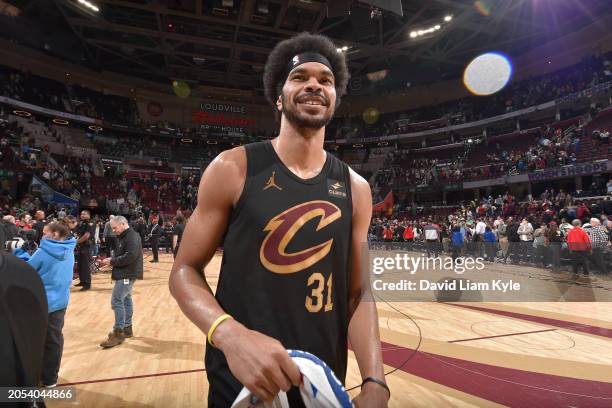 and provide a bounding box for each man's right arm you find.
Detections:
[169,148,300,402]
